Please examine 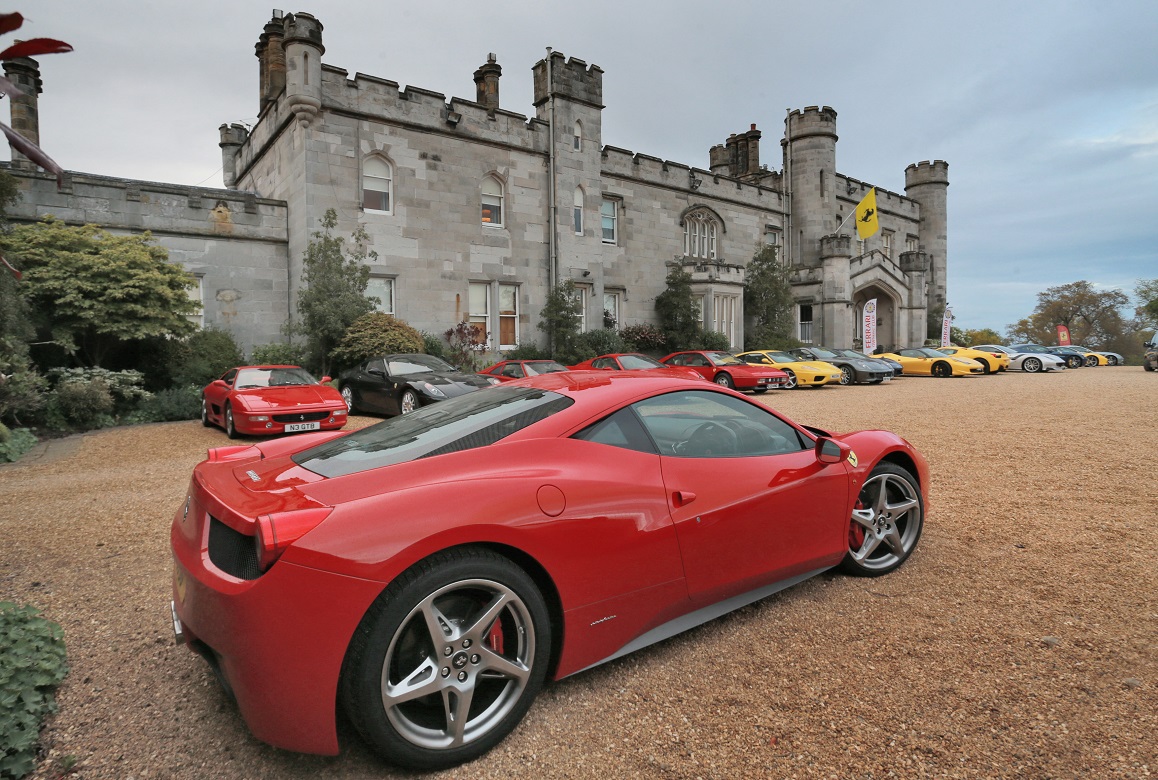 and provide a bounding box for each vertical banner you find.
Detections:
[940,306,953,347]
[863,299,878,353]
[1056,325,1072,346]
